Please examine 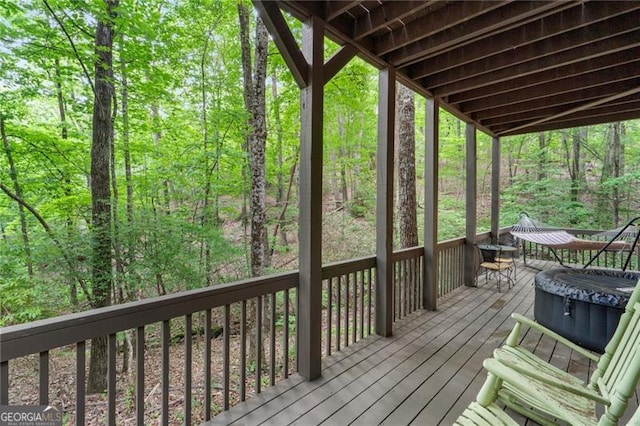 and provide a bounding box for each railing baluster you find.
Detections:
[352,272,357,344]
[241,300,247,401]
[39,351,48,405]
[412,256,416,311]
[284,289,290,379]
[394,262,399,320]
[270,293,276,386]
[204,310,211,420]
[336,277,341,352]
[368,268,372,335]
[359,271,364,340]
[344,274,349,347]
[108,334,116,426]
[0,361,7,404]
[76,341,85,426]
[256,296,263,394]
[184,314,192,426]
[406,259,411,314]
[162,320,170,426]
[224,304,230,410]
[136,326,145,425]
[327,277,333,356]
